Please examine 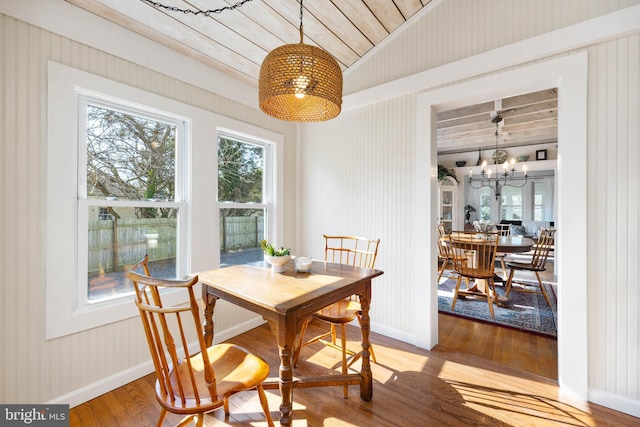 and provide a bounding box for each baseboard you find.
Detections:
[370,321,415,346]
[588,388,640,418]
[47,316,267,408]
